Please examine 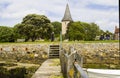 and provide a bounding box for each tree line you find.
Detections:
[0,14,113,42]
